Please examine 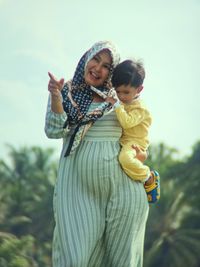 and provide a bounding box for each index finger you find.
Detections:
[48,72,57,82]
